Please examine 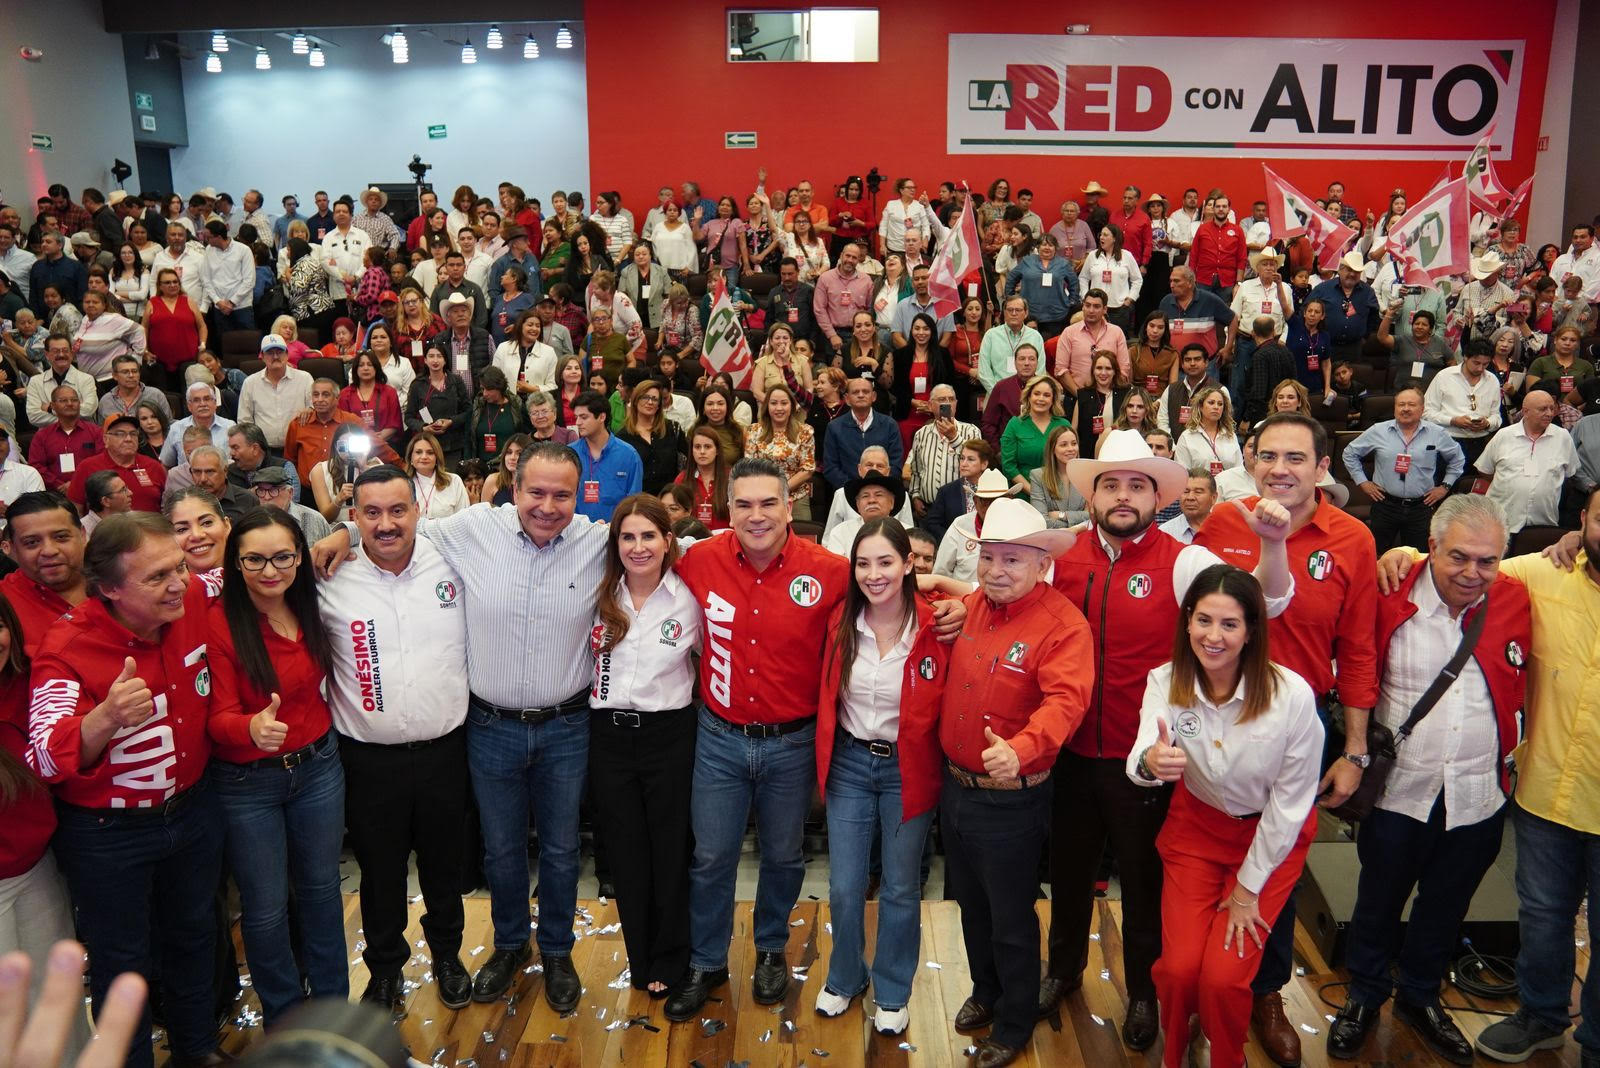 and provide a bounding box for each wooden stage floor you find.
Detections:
[171,894,1586,1067]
